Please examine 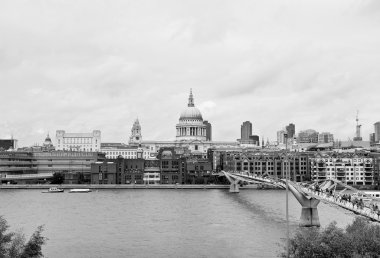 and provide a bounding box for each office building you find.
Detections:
[277,130,287,144]
[241,121,252,140]
[298,129,319,143]
[0,139,18,150]
[375,122,380,143]
[0,150,105,184]
[318,132,334,143]
[203,120,212,141]
[370,133,376,146]
[286,123,295,138]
